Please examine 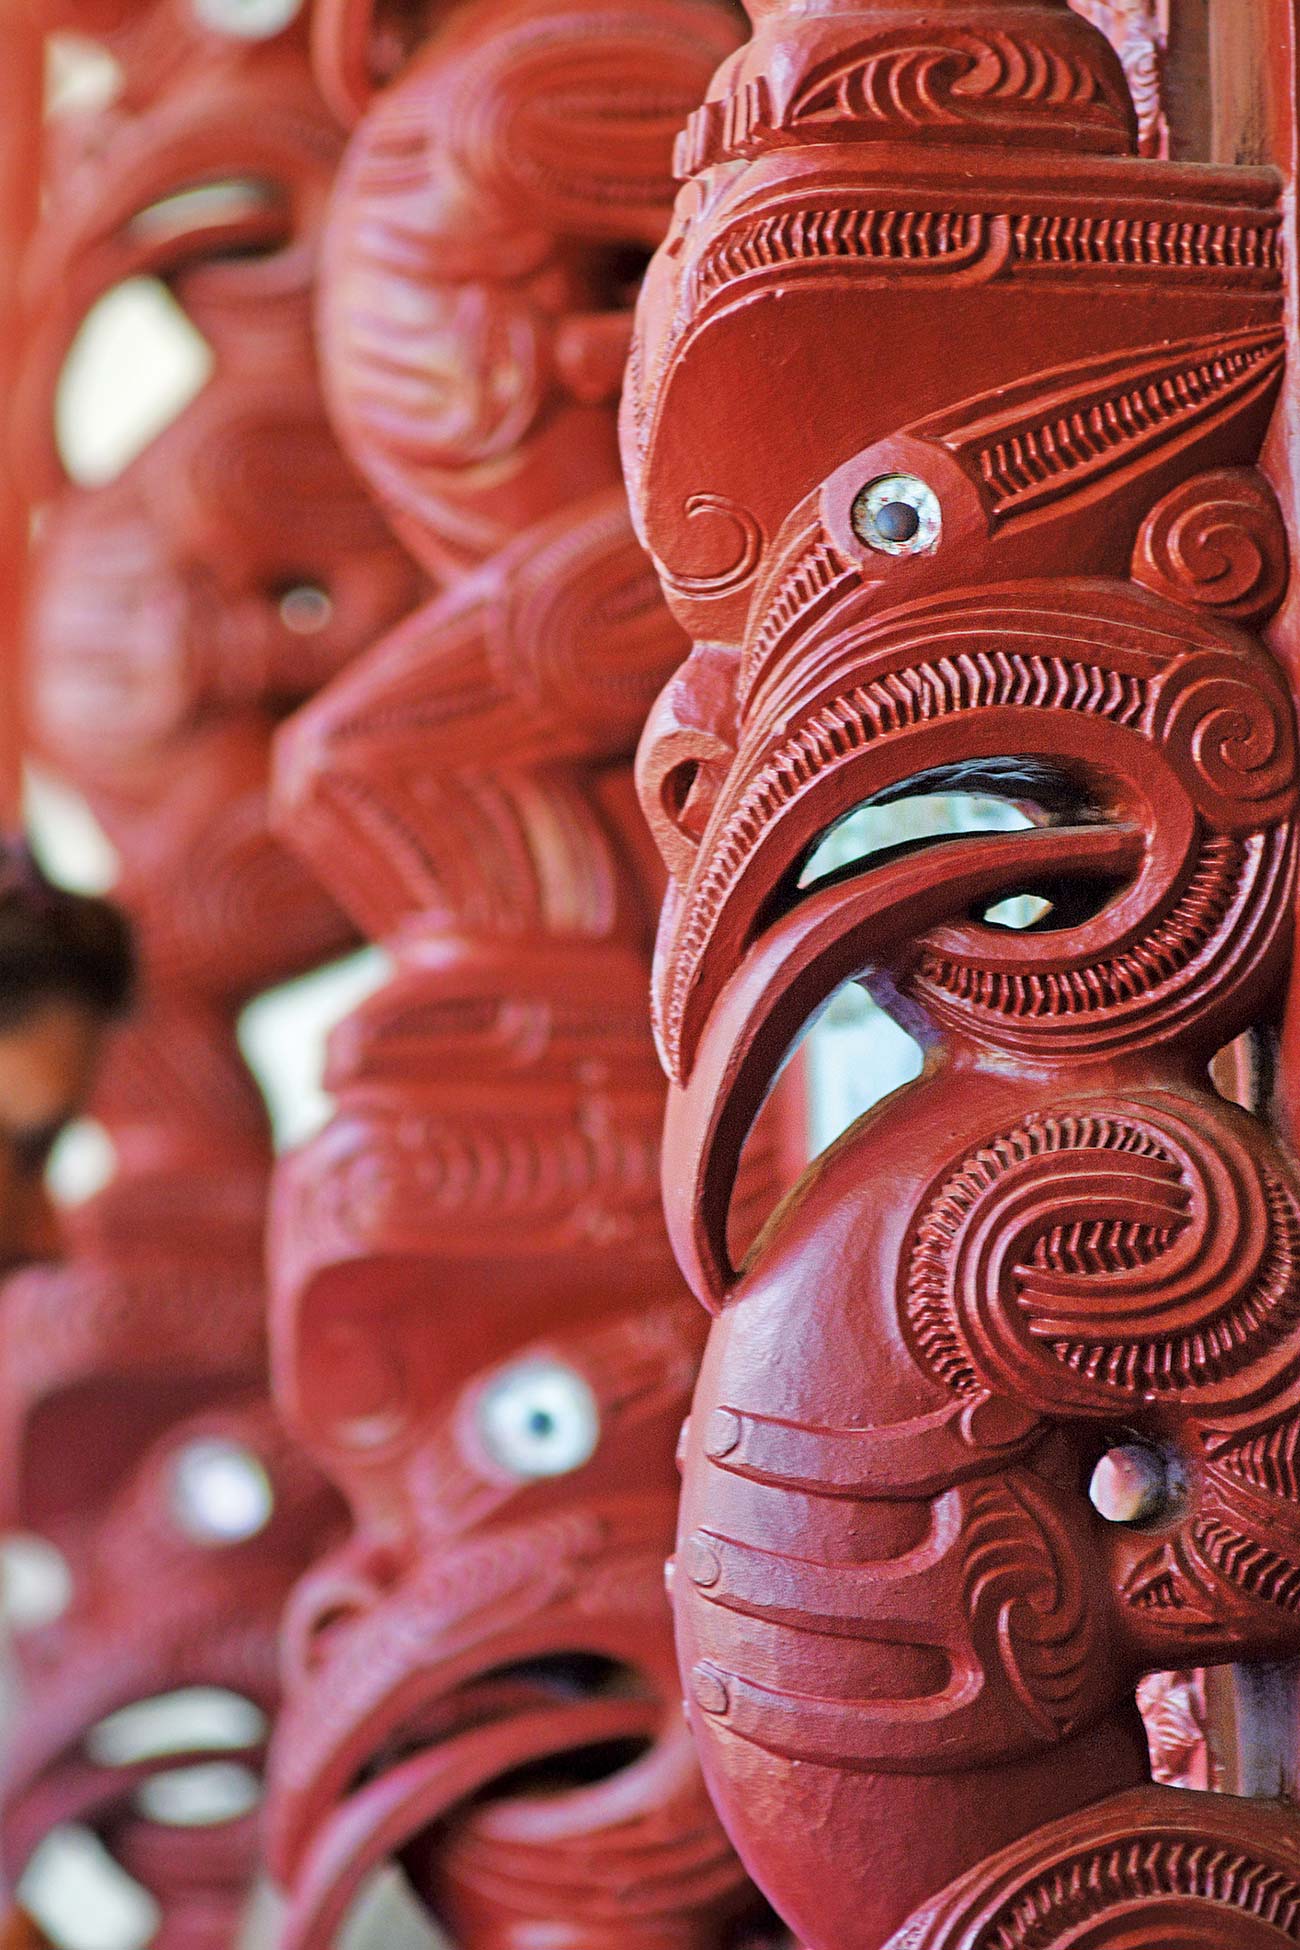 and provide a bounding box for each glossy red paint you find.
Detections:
[0,6,384,1934]
[261,0,773,1940]
[626,1,1300,1943]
